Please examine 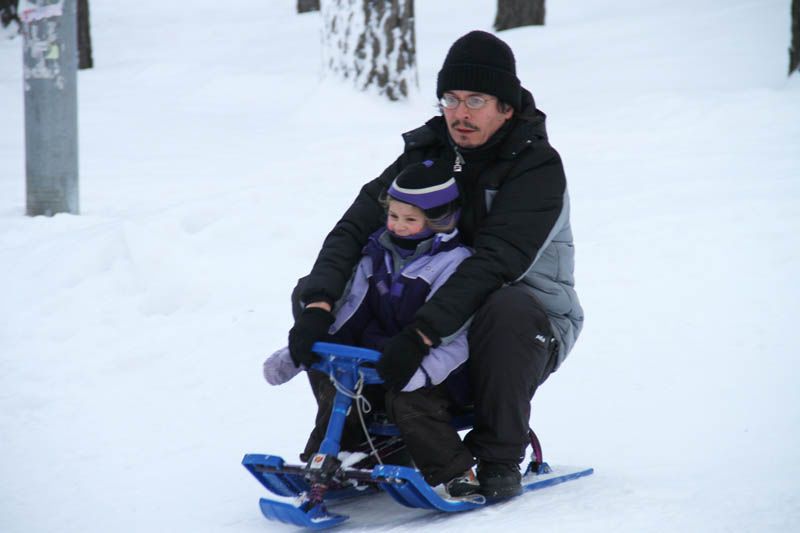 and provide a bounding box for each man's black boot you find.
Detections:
[477,461,523,499]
